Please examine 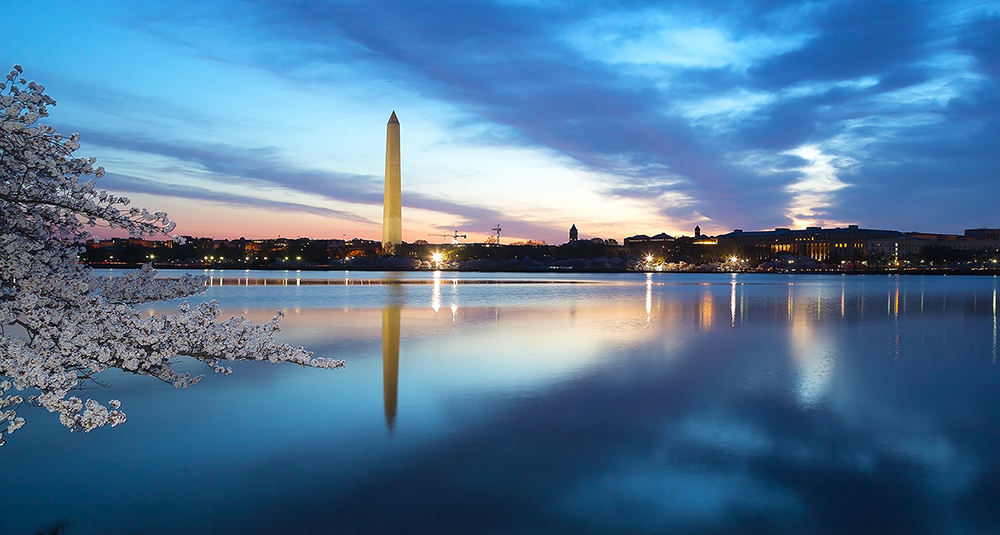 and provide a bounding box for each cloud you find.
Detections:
[81,130,563,240]
[74,0,1000,234]
[957,14,1000,79]
[749,0,930,88]
[781,145,852,228]
[78,129,385,205]
[98,172,377,224]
